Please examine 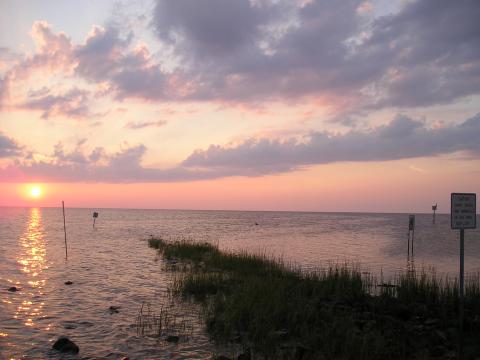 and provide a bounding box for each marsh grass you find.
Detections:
[149,237,480,359]
[135,301,193,340]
